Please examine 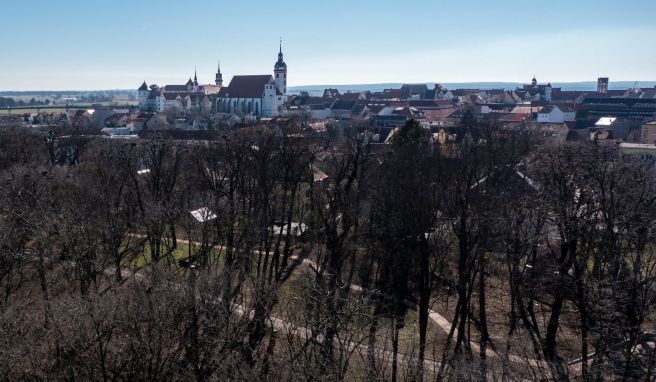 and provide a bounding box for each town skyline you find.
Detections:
[2,0,656,90]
